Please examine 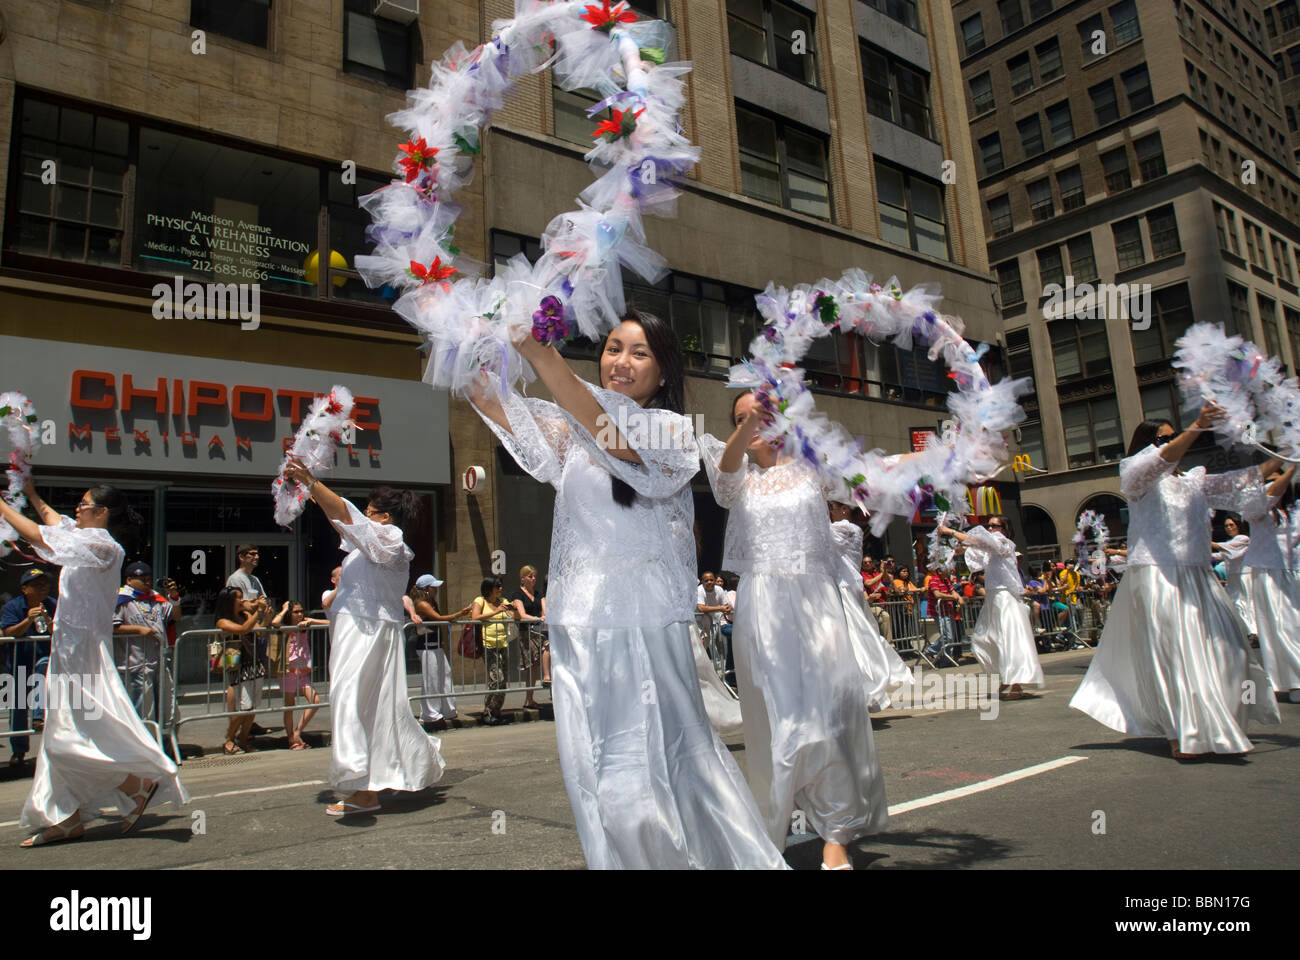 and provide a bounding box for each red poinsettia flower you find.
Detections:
[409,257,458,285]
[398,137,439,183]
[580,0,636,31]
[592,106,644,141]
